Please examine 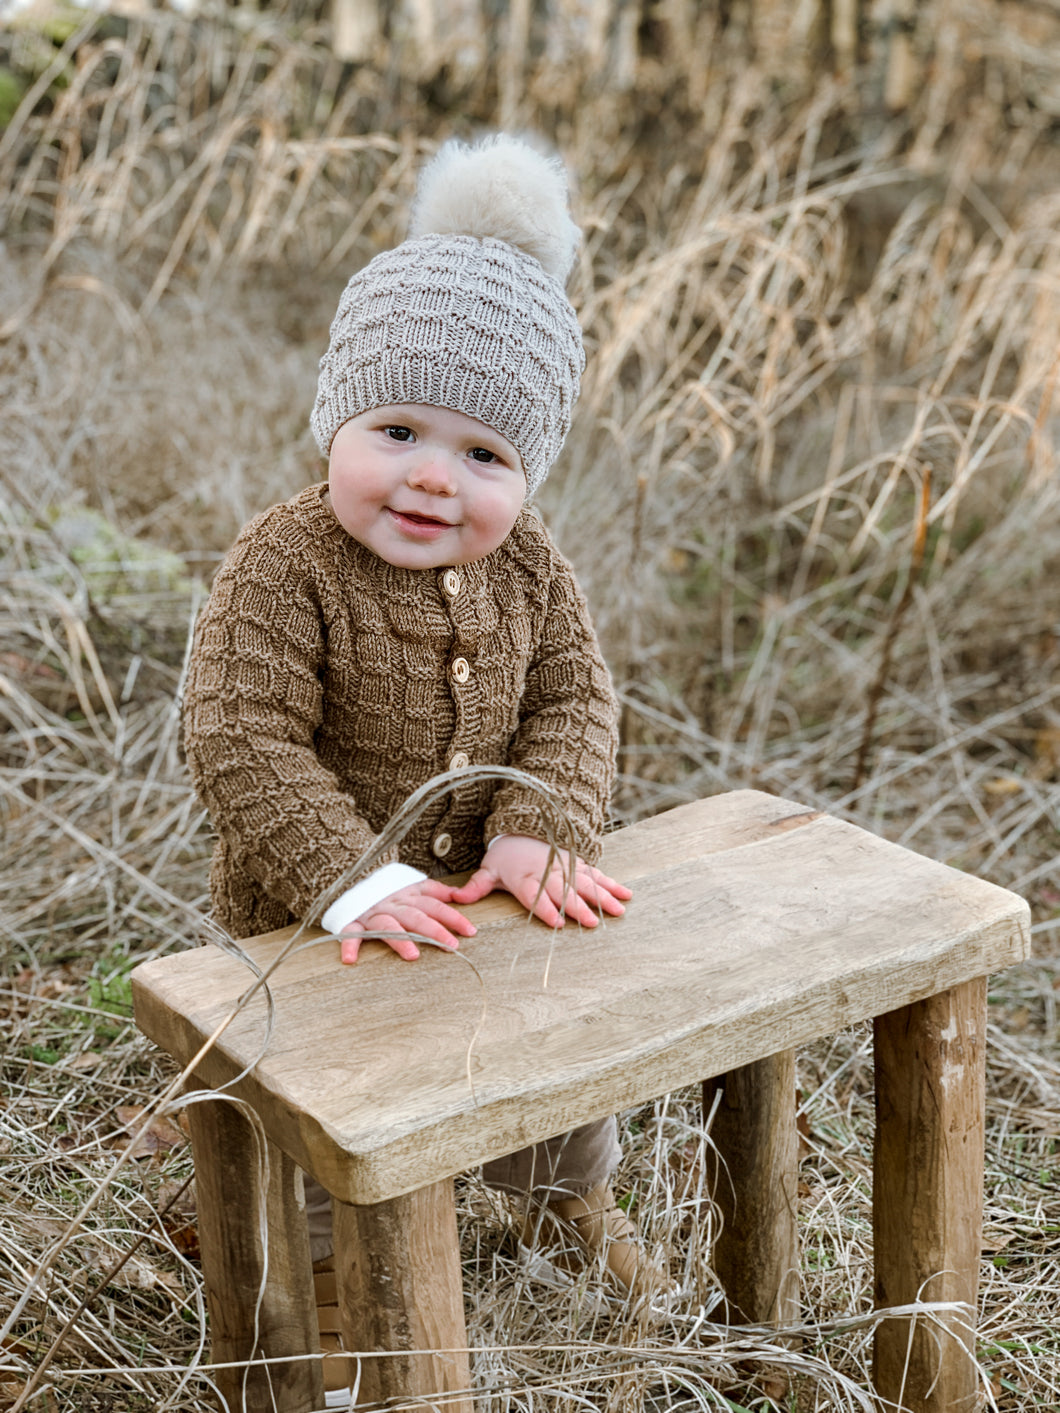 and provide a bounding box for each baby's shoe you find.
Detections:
[520,1183,675,1301]
[313,1255,355,1407]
